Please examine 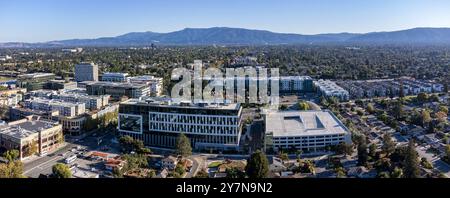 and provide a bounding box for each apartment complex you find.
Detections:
[118,97,243,151]
[75,63,99,82]
[0,116,63,160]
[314,80,350,101]
[337,78,445,99]
[264,110,352,152]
